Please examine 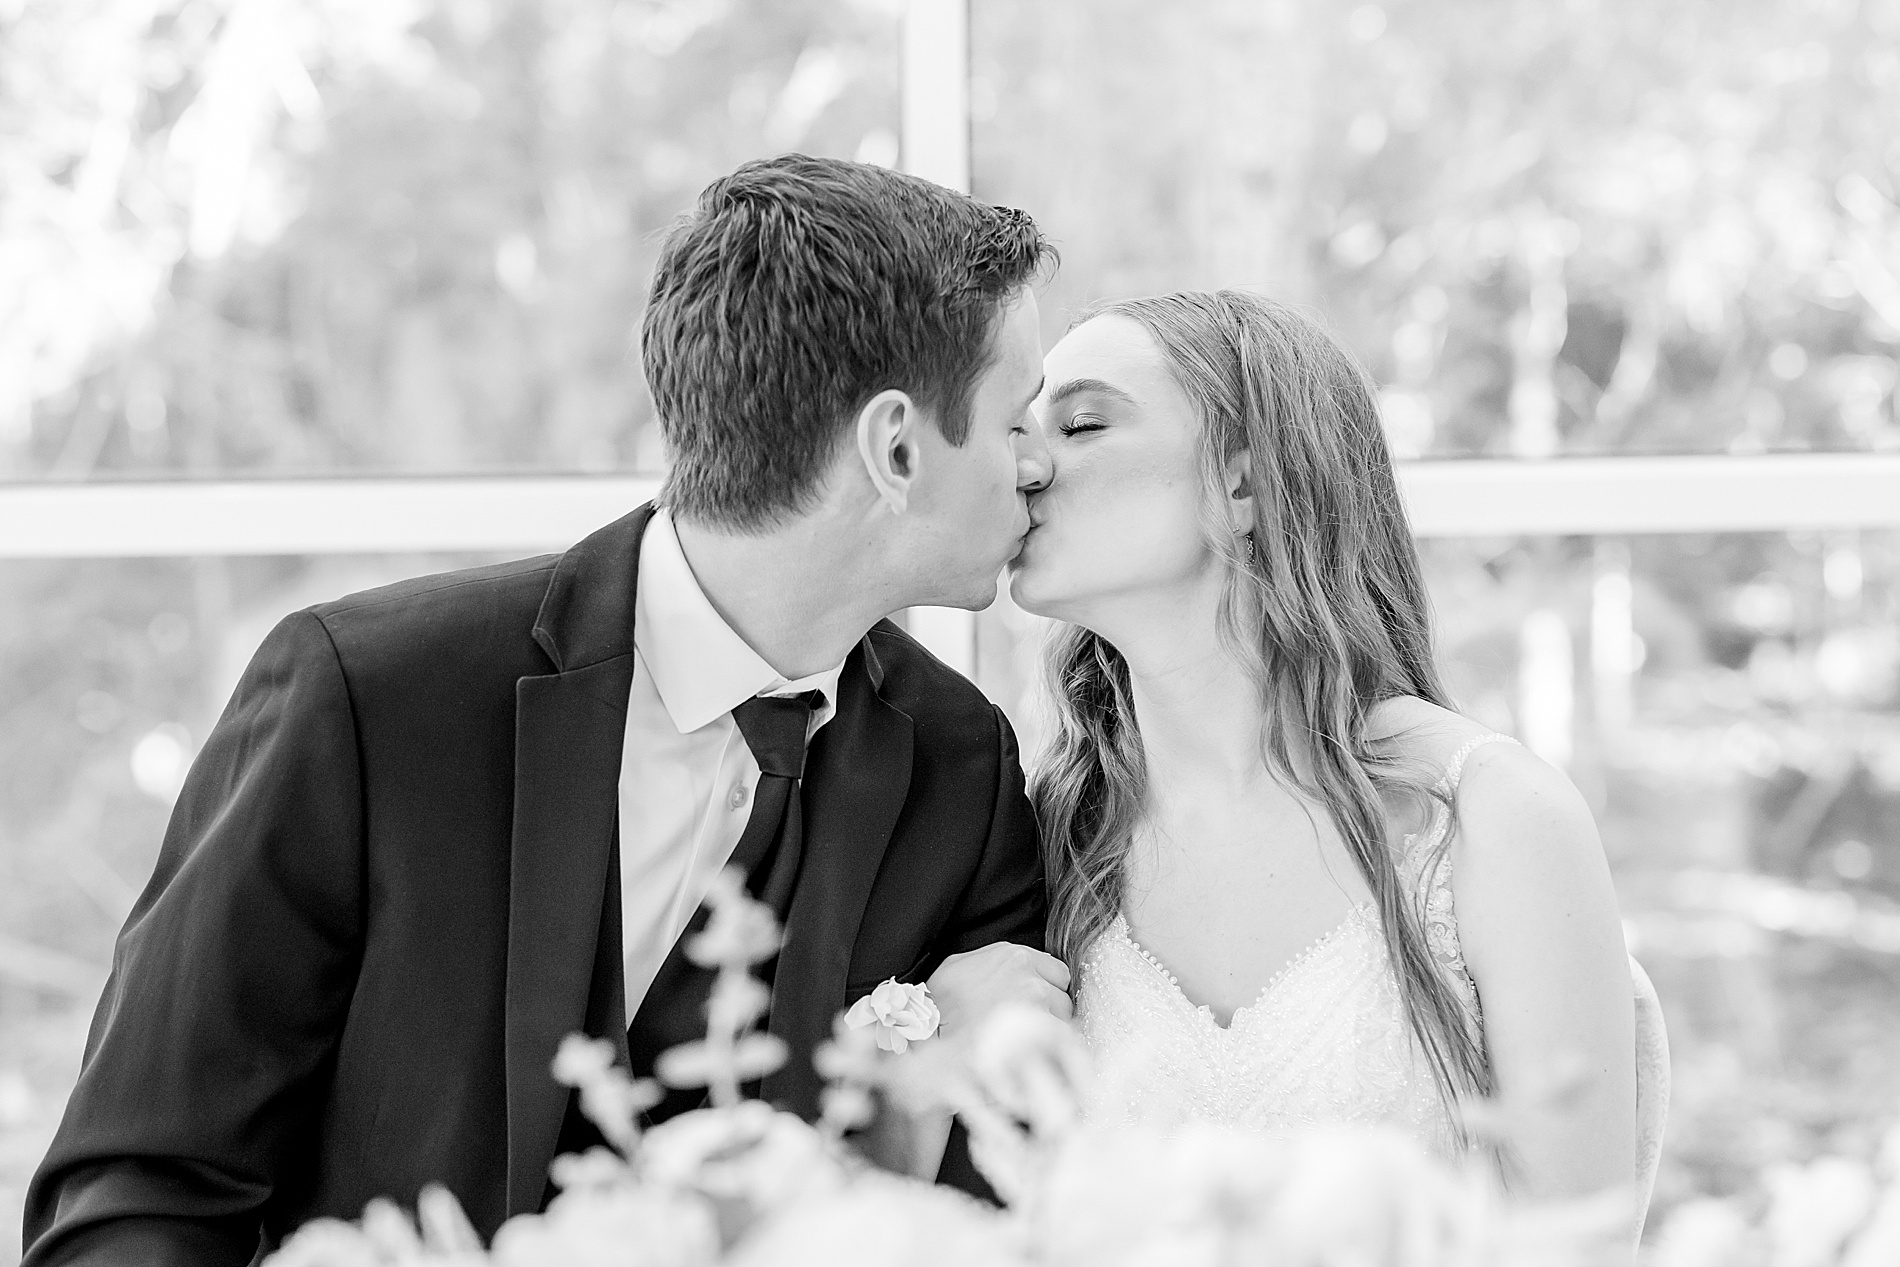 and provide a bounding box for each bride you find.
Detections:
[1009,290,1637,1200]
